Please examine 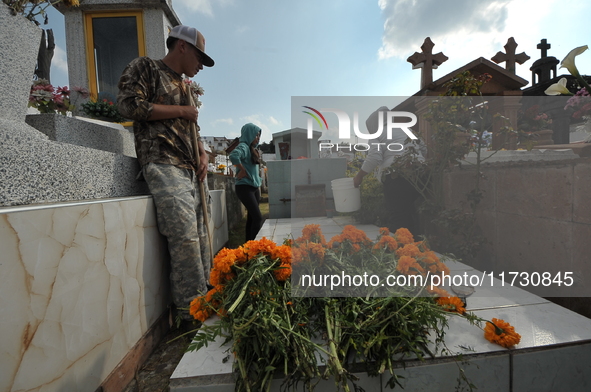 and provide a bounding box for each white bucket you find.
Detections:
[331,177,361,213]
